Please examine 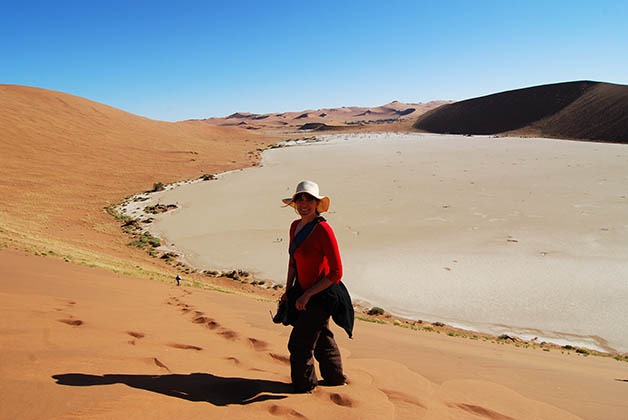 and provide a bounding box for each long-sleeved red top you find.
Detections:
[290,219,343,291]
